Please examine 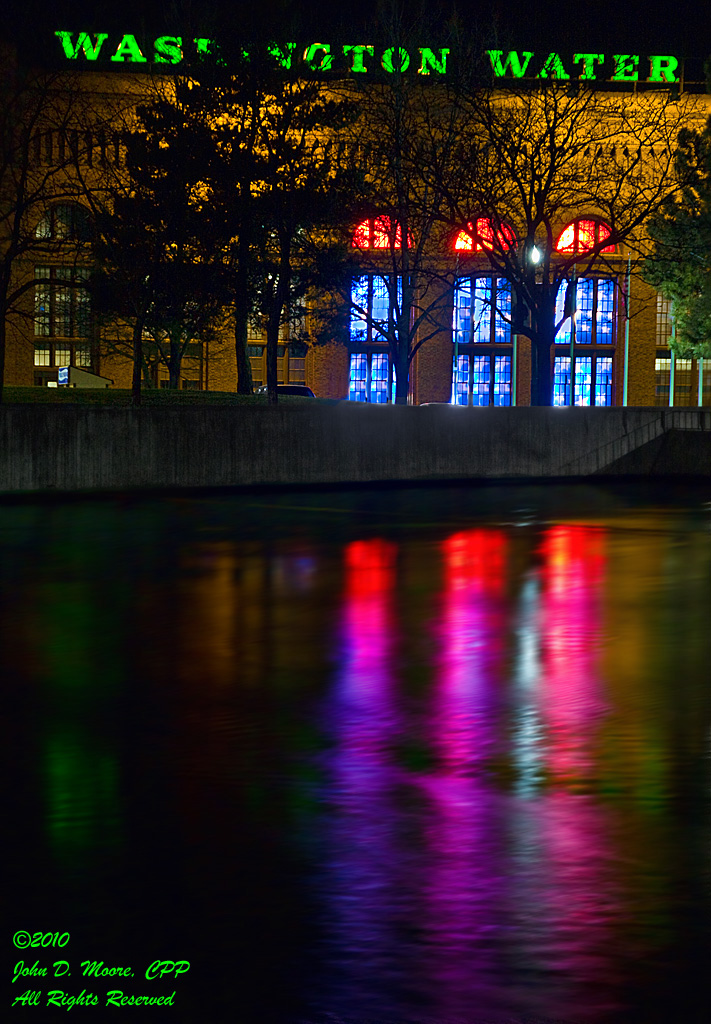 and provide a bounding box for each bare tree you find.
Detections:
[333,13,468,403]
[0,48,94,400]
[447,79,704,404]
[246,69,359,404]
